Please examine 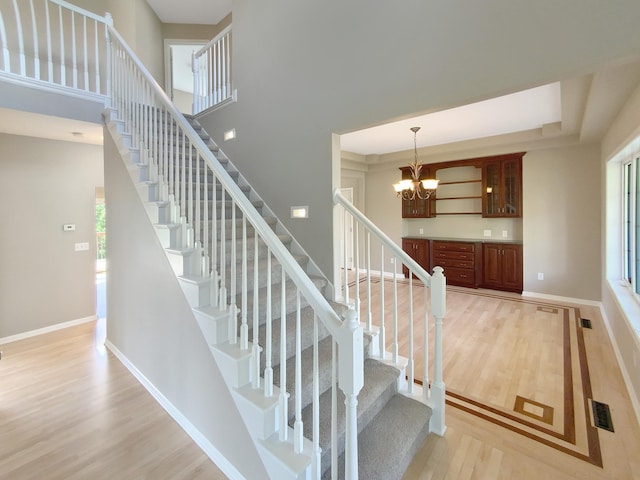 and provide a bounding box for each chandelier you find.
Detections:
[393,126,439,200]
